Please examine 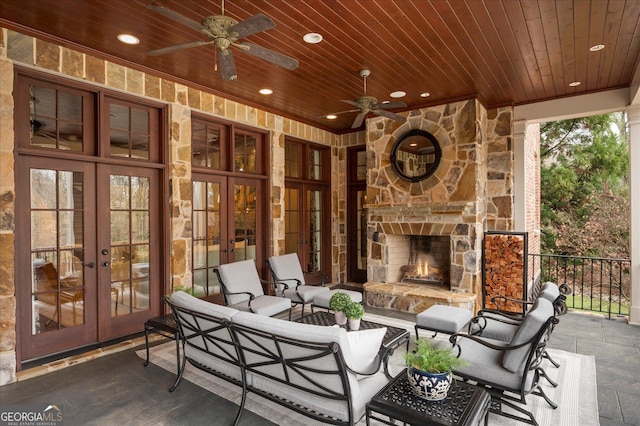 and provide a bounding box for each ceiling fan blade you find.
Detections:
[340,99,360,108]
[218,49,237,80]
[147,40,213,56]
[229,14,275,39]
[148,4,205,32]
[352,112,366,129]
[374,101,407,109]
[372,109,407,122]
[238,42,299,70]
